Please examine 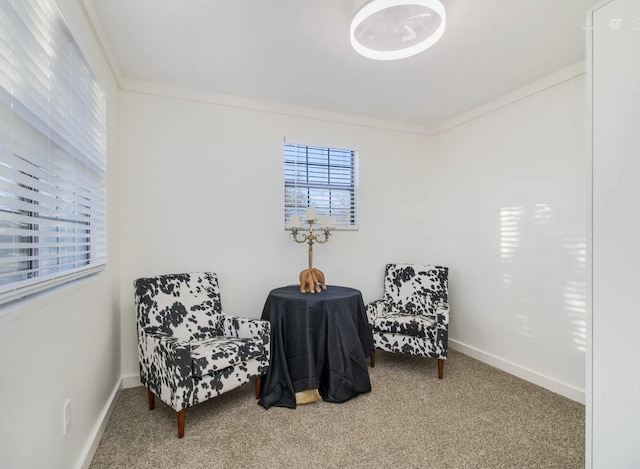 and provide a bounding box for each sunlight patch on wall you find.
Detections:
[500,205,533,338]
[559,231,587,353]
[499,204,586,352]
[564,279,587,352]
[500,205,524,264]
